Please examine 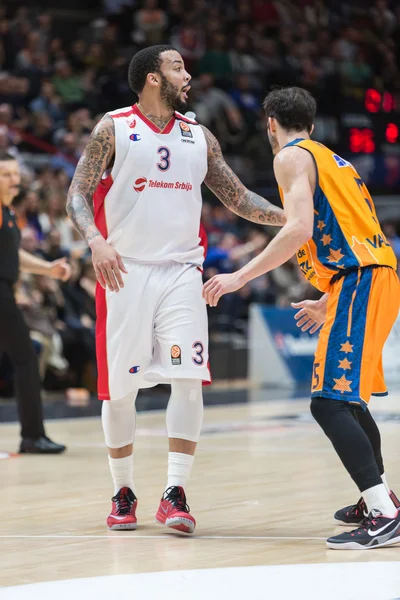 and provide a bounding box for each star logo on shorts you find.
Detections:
[333,375,353,393]
[340,341,353,353]
[338,357,352,370]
